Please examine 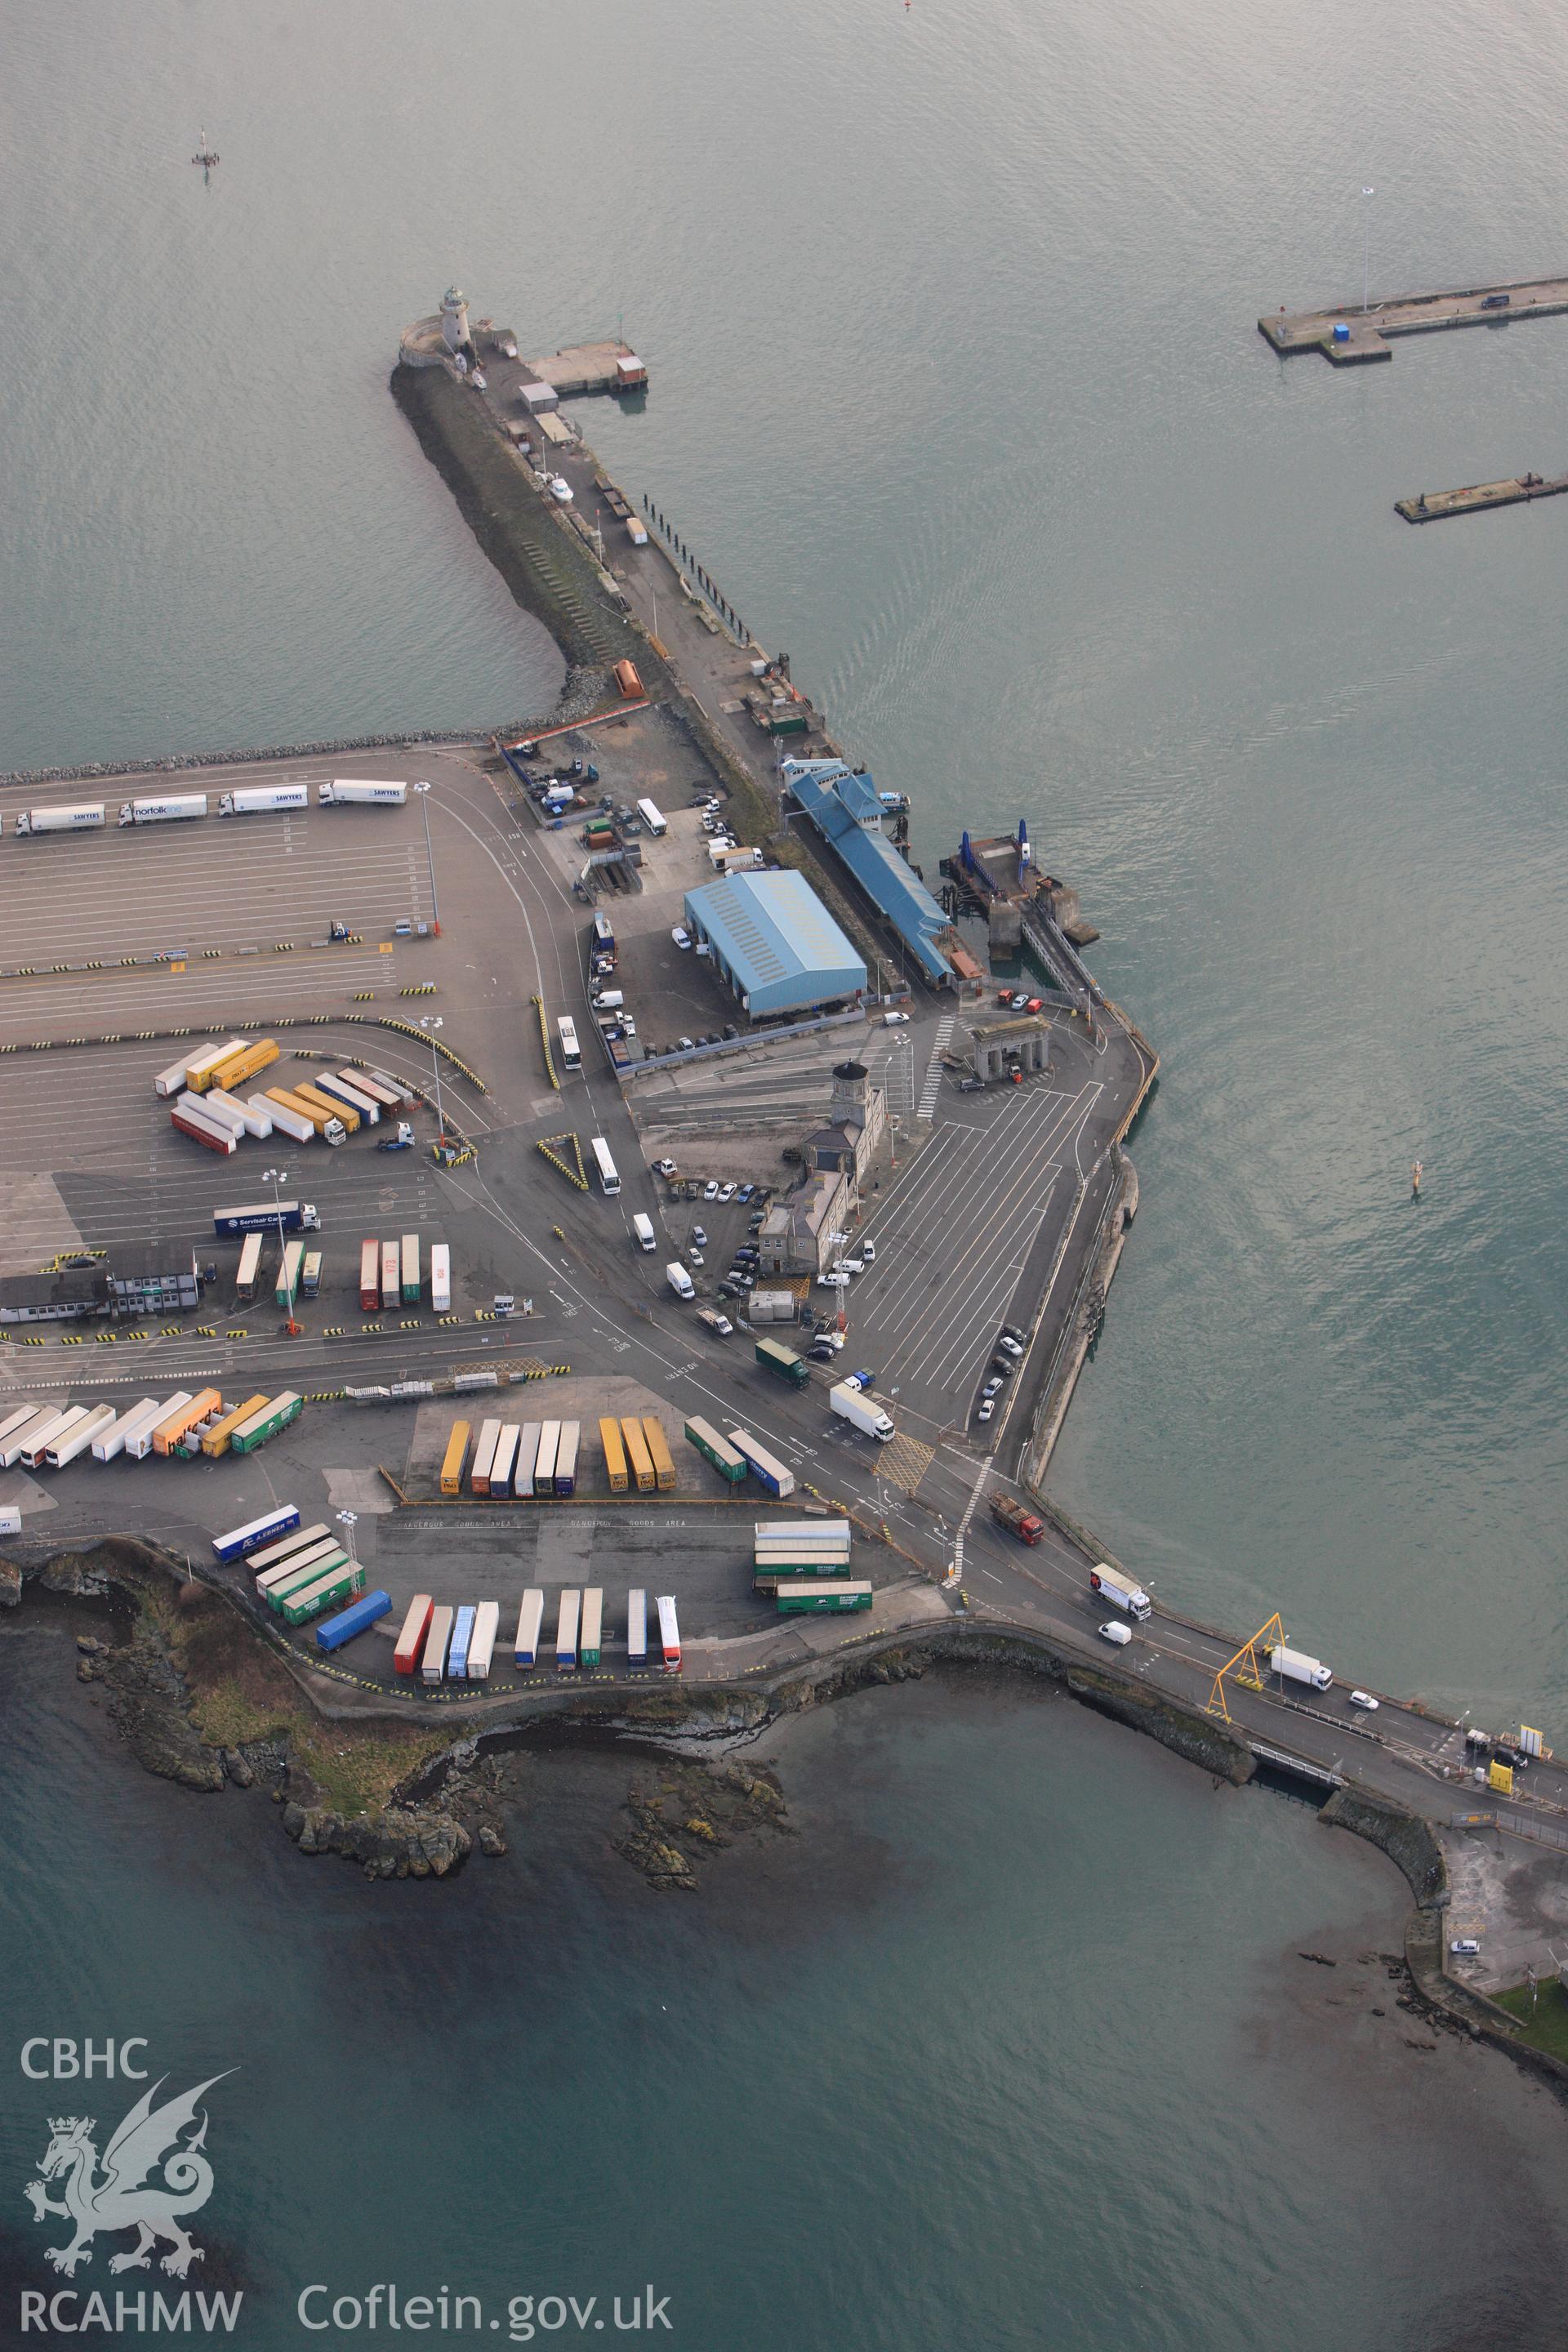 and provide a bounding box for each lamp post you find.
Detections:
[418,1014,448,1142]
[412,782,440,936]
[1361,186,1375,314]
[336,1509,359,1567]
[264,1165,301,1334]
